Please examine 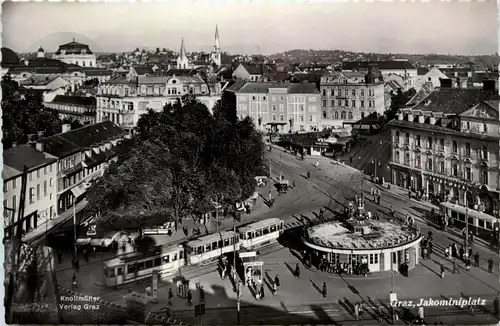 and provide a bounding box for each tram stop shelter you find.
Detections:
[239,251,263,286]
